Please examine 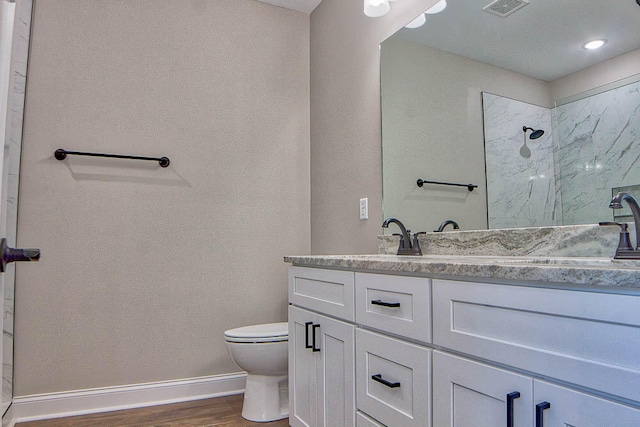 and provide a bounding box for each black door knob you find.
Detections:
[1,238,40,272]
